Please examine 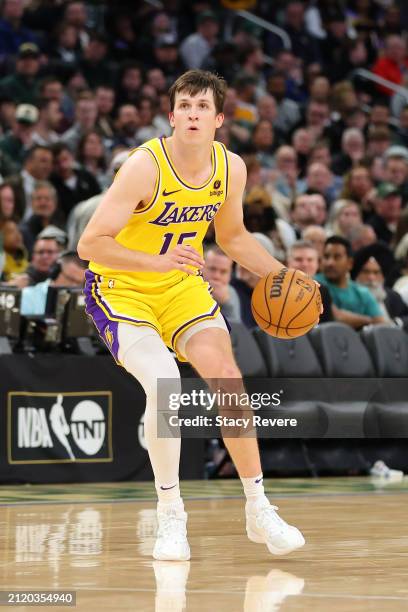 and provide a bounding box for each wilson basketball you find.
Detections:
[251,267,321,339]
